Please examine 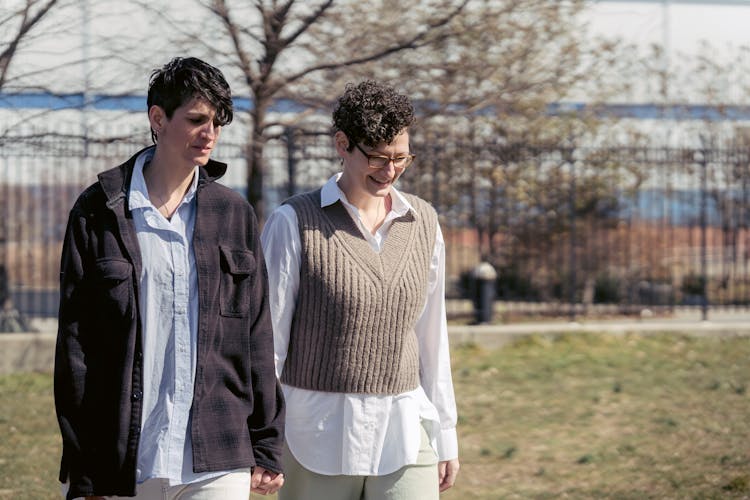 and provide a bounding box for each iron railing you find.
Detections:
[2,127,749,322]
